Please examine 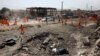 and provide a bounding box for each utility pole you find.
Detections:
[61,1,63,14]
[60,1,64,23]
[91,6,93,11]
[86,4,88,11]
